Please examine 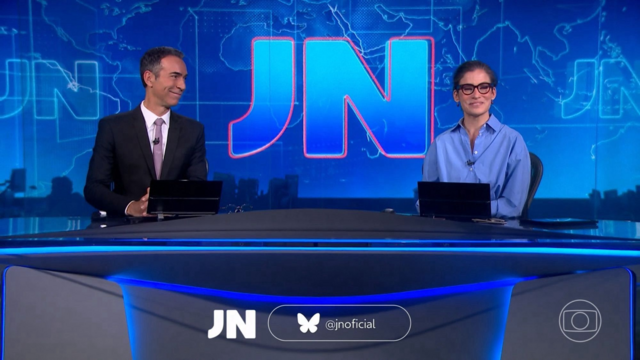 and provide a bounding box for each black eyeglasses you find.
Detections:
[455,82,494,95]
